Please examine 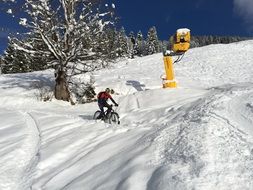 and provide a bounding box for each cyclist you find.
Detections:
[96,88,118,119]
